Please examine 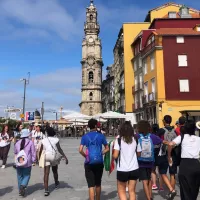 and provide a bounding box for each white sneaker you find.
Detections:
[1,165,5,169]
